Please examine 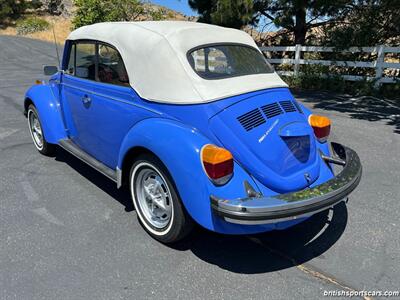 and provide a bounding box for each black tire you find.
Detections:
[27,104,56,156]
[129,153,193,243]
